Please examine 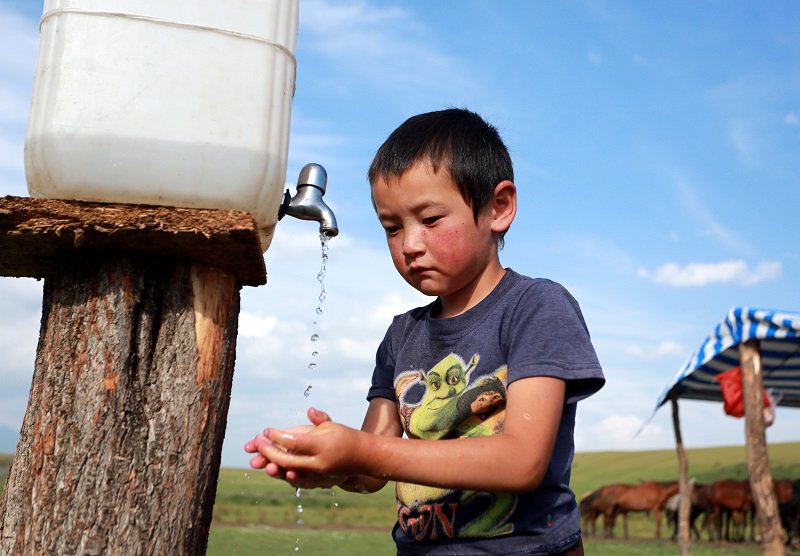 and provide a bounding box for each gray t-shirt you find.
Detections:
[368,269,605,555]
